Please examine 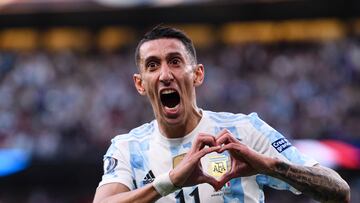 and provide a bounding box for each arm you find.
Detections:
[93,182,161,203]
[216,131,350,203]
[271,161,350,203]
